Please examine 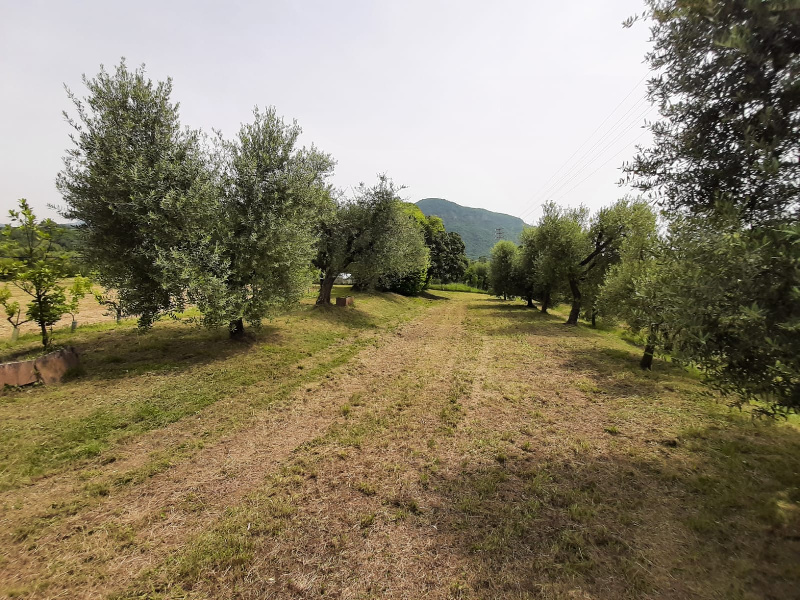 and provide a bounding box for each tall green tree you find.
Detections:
[599,222,670,369]
[530,202,588,318]
[625,0,800,225]
[489,240,517,300]
[568,199,658,326]
[314,176,428,304]
[626,1,800,412]
[439,232,469,283]
[57,61,213,327]
[465,259,489,290]
[185,107,335,336]
[513,227,540,308]
[410,212,468,286]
